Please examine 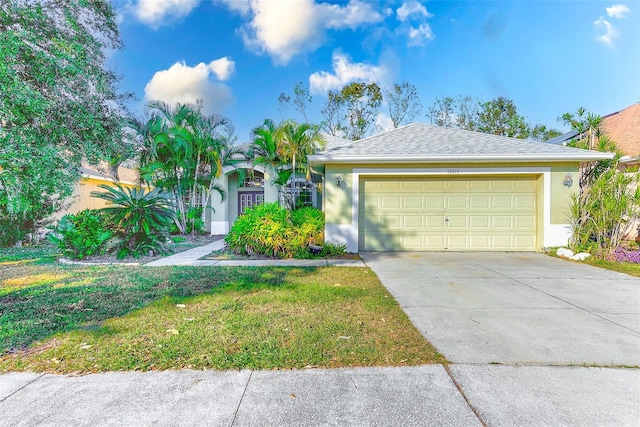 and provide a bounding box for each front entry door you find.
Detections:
[238,191,264,214]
